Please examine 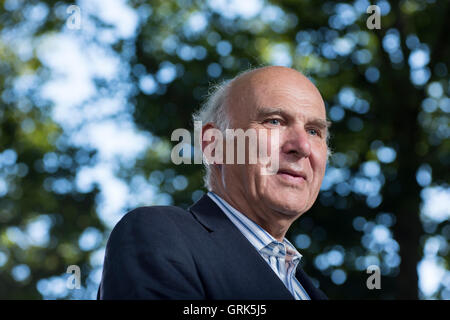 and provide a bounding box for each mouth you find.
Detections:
[276,169,307,184]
